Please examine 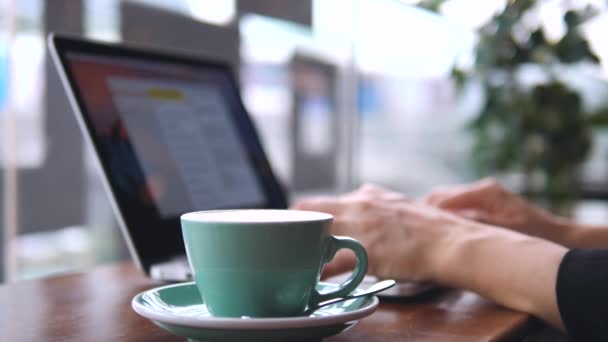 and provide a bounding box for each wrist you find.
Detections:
[542,215,577,247]
[429,222,568,326]
[425,219,485,285]
[561,221,608,248]
[427,220,559,286]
